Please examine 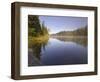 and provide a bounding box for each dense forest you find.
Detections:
[28,15,49,48]
[28,15,49,37]
[51,26,87,36]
